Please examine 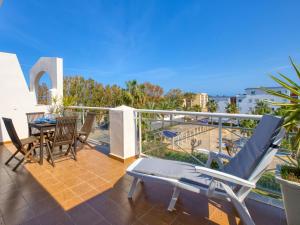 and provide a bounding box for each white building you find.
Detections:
[210,96,231,113]
[236,87,290,114]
